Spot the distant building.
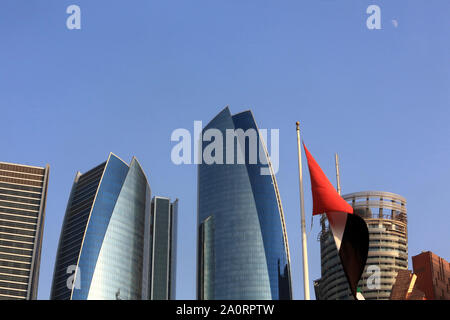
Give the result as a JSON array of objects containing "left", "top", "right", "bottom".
[
  {"left": 412, "top": 251, "right": 450, "bottom": 300},
  {"left": 51, "top": 154, "right": 178, "bottom": 300},
  {"left": 149, "top": 196, "right": 178, "bottom": 300},
  {"left": 389, "top": 269, "right": 426, "bottom": 300},
  {"left": 315, "top": 191, "right": 408, "bottom": 300},
  {"left": 0, "top": 162, "right": 49, "bottom": 300}
]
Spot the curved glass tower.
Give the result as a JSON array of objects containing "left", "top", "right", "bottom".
[
  {"left": 51, "top": 154, "right": 151, "bottom": 300},
  {"left": 197, "top": 107, "right": 292, "bottom": 300}
]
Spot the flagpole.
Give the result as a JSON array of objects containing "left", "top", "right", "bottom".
[{"left": 296, "top": 121, "right": 310, "bottom": 300}]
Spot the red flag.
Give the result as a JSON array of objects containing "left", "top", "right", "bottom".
[
  {"left": 303, "top": 143, "right": 353, "bottom": 215},
  {"left": 303, "top": 143, "right": 368, "bottom": 300}
]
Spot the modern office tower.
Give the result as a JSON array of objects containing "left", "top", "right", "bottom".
[
  {"left": 149, "top": 196, "right": 178, "bottom": 300},
  {"left": 412, "top": 251, "right": 450, "bottom": 300},
  {"left": 0, "top": 162, "right": 49, "bottom": 300},
  {"left": 51, "top": 154, "right": 152, "bottom": 300},
  {"left": 197, "top": 107, "right": 292, "bottom": 300},
  {"left": 315, "top": 191, "right": 408, "bottom": 300}
]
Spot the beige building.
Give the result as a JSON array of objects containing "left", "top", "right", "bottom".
[
  {"left": 0, "top": 162, "right": 49, "bottom": 299},
  {"left": 314, "top": 191, "right": 408, "bottom": 300}
]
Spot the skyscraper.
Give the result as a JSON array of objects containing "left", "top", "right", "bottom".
[
  {"left": 315, "top": 191, "right": 408, "bottom": 300},
  {"left": 197, "top": 107, "right": 292, "bottom": 300},
  {"left": 149, "top": 196, "right": 178, "bottom": 300},
  {"left": 51, "top": 154, "right": 152, "bottom": 300},
  {"left": 0, "top": 162, "right": 49, "bottom": 300},
  {"left": 51, "top": 154, "right": 178, "bottom": 300}
]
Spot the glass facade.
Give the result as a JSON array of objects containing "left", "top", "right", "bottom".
[
  {"left": 150, "top": 197, "right": 178, "bottom": 300},
  {"left": 83, "top": 158, "right": 150, "bottom": 299},
  {"left": 51, "top": 154, "right": 152, "bottom": 300},
  {"left": 51, "top": 162, "right": 106, "bottom": 300},
  {"left": 197, "top": 107, "right": 292, "bottom": 300},
  {"left": 51, "top": 154, "right": 178, "bottom": 300},
  {"left": 169, "top": 199, "right": 178, "bottom": 299}
]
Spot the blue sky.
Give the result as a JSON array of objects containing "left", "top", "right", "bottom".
[{"left": 0, "top": 1, "right": 449, "bottom": 300}]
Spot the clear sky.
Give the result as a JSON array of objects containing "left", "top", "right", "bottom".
[{"left": 0, "top": 1, "right": 449, "bottom": 300}]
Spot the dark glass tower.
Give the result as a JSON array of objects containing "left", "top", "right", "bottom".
[
  {"left": 149, "top": 196, "right": 178, "bottom": 300},
  {"left": 51, "top": 154, "right": 152, "bottom": 300},
  {"left": 0, "top": 162, "right": 49, "bottom": 300},
  {"left": 197, "top": 107, "right": 292, "bottom": 300}
]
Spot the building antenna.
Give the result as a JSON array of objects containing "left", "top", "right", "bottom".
[
  {"left": 335, "top": 153, "right": 366, "bottom": 300},
  {"left": 335, "top": 153, "right": 341, "bottom": 195},
  {"left": 296, "top": 121, "right": 310, "bottom": 300}
]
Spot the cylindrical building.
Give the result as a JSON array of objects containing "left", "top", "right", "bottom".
[{"left": 314, "top": 191, "right": 408, "bottom": 300}]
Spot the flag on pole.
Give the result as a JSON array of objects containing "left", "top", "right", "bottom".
[{"left": 303, "top": 143, "right": 369, "bottom": 300}]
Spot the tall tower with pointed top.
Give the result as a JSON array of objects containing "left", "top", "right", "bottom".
[
  {"left": 197, "top": 107, "right": 292, "bottom": 300},
  {"left": 50, "top": 154, "right": 177, "bottom": 300}
]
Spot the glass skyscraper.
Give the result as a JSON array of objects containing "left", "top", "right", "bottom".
[
  {"left": 149, "top": 196, "right": 177, "bottom": 300},
  {"left": 197, "top": 107, "right": 292, "bottom": 300},
  {"left": 51, "top": 154, "right": 177, "bottom": 300},
  {"left": 0, "top": 162, "right": 49, "bottom": 300}
]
